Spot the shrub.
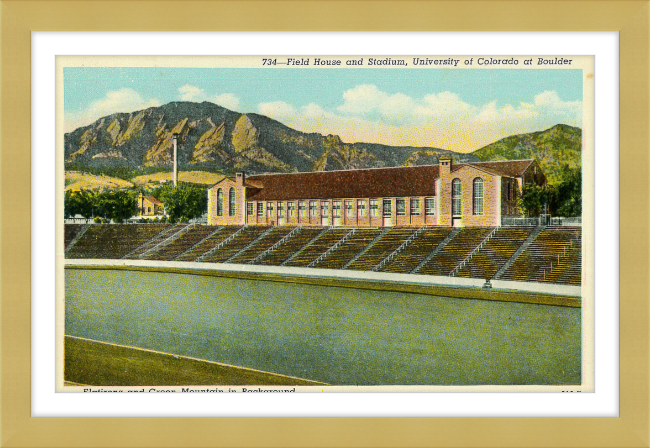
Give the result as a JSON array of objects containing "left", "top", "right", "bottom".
[
  {"left": 153, "top": 217, "right": 160, "bottom": 223},
  {"left": 160, "top": 216, "right": 167, "bottom": 223},
  {"left": 102, "top": 218, "right": 109, "bottom": 224},
  {"left": 94, "top": 216, "right": 101, "bottom": 224}
]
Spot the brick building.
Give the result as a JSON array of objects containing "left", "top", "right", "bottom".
[
  {"left": 137, "top": 193, "right": 164, "bottom": 216},
  {"left": 207, "top": 158, "right": 545, "bottom": 228}
]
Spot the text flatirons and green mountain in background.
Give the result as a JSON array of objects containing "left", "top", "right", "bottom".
[{"left": 64, "top": 101, "right": 581, "bottom": 184}]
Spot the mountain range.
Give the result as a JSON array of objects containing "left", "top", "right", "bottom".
[{"left": 64, "top": 101, "right": 581, "bottom": 184}]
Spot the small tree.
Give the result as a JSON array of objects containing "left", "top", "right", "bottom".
[
  {"left": 95, "top": 190, "right": 138, "bottom": 223},
  {"left": 555, "top": 165, "right": 581, "bottom": 217},
  {"left": 518, "top": 183, "right": 556, "bottom": 217},
  {"left": 158, "top": 183, "right": 207, "bottom": 221},
  {"left": 64, "top": 190, "right": 94, "bottom": 219}
]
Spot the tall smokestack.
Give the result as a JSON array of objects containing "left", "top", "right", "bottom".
[{"left": 172, "top": 133, "right": 179, "bottom": 187}]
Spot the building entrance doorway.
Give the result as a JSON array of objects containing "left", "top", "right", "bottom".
[
  {"left": 382, "top": 199, "right": 393, "bottom": 227},
  {"left": 452, "top": 217, "right": 462, "bottom": 227},
  {"left": 321, "top": 202, "right": 331, "bottom": 226},
  {"left": 333, "top": 201, "right": 342, "bottom": 226}
]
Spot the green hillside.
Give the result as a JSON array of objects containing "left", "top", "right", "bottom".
[{"left": 472, "top": 124, "right": 582, "bottom": 185}]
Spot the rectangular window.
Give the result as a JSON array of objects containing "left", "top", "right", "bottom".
[
  {"left": 299, "top": 201, "right": 307, "bottom": 218},
  {"left": 357, "top": 200, "right": 367, "bottom": 217},
  {"left": 321, "top": 201, "right": 330, "bottom": 216},
  {"left": 333, "top": 201, "right": 341, "bottom": 218},
  {"left": 257, "top": 202, "right": 264, "bottom": 217},
  {"left": 383, "top": 199, "right": 392, "bottom": 217},
  {"left": 370, "top": 199, "right": 379, "bottom": 217},
  {"left": 345, "top": 200, "right": 353, "bottom": 218},
  {"left": 247, "top": 202, "right": 254, "bottom": 216},
  {"left": 410, "top": 198, "right": 421, "bottom": 215},
  {"left": 396, "top": 199, "right": 406, "bottom": 216},
  {"left": 288, "top": 202, "right": 295, "bottom": 217},
  {"left": 266, "top": 202, "right": 274, "bottom": 218},
  {"left": 309, "top": 201, "right": 317, "bottom": 216},
  {"left": 425, "top": 197, "right": 435, "bottom": 215},
  {"left": 277, "top": 202, "right": 285, "bottom": 218}
]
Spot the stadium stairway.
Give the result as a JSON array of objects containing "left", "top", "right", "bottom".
[
  {"left": 311, "top": 229, "right": 382, "bottom": 269},
  {"left": 175, "top": 226, "right": 242, "bottom": 262},
  {"left": 379, "top": 227, "right": 455, "bottom": 274},
  {"left": 454, "top": 226, "right": 536, "bottom": 279},
  {"left": 258, "top": 227, "right": 328, "bottom": 266},
  {"left": 498, "top": 226, "right": 582, "bottom": 285},
  {"left": 414, "top": 227, "right": 494, "bottom": 276}
]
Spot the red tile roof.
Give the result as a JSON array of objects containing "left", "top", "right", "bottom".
[
  {"left": 241, "top": 159, "right": 534, "bottom": 202},
  {"left": 144, "top": 196, "right": 163, "bottom": 205}
]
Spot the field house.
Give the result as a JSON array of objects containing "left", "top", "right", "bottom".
[{"left": 65, "top": 158, "right": 580, "bottom": 285}]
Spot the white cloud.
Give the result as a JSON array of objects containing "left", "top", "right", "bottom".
[
  {"left": 257, "top": 86, "right": 583, "bottom": 151},
  {"left": 258, "top": 101, "right": 297, "bottom": 118},
  {"left": 64, "top": 88, "right": 160, "bottom": 133},
  {"left": 213, "top": 93, "right": 240, "bottom": 110},
  {"left": 178, "top": 84, "right": 241, "bottom": 111},
  {"left": 179, "top": 84, "right": 204, "bottom": 101}
]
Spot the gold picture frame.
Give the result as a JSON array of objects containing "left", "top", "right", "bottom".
[{"left": 2, "top": 1, "right": 646, "bottom": 446}]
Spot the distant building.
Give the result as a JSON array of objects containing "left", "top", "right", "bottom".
[
  {"left": 207, "top": 158, "right": 546, "bottom": 228},
  {"left": 137, "top": 193, "right": 164, "bottom": 216}
]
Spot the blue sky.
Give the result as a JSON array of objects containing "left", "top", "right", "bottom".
[{"left": 64, "top": 67, "right": 583, "bottom": 151}]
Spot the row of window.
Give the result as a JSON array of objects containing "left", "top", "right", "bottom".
[
  {"left": 452, "top": 178, "right": 484, "bottom": 216},
  {"left": 220, "top": 178, "right": 488, "bottom": 218},
  {"left": 215, "top": 188, "right": 236, "bottom": 217},
  {"left": 245, "top": 198, "right": 438, "bottom": 218}
]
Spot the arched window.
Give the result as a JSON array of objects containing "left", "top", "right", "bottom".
[
  {"left": 228, "top": 188, "right": 236, "bottom": 216},
  {"left": 216, "top": 188, "right": 223, "bottom": 216},
  {"left": 473, "top": 178, "right": 484, "bottom": 215},
  {"left": 452, "top": 179, "right": 462, "bottom": 216}
]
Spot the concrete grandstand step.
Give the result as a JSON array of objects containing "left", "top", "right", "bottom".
[
  {"left": 139, "top": 224, "right": 194, "bottom": 259},
  {"left": 410, "top": 227, "right": 461, "bottom": 274},
  {"left": 64, "top": 223, "right": 90, "bottom": 254},
  {"left": 280, "top": 228, "right": 331, "bottom": 266},
  {"left": 251, "top": 226, "right": 303, "bottom": 264},
  {"left": 372, "top": 226, "right": 426, "bottom": 272},
  {"left": 222, "top": 226, "right": 276, "bottom": 263},
  {"left": 342, "top": 227, "right": 389, "bottom": 270},
  {"left": 449, "top": 227, "right": 497, "bottom": 276},
  {"left": 196, "top": 226, "right": 247, "bottom": 262},
  {"left": 173, "top": 226, "right": 224, "bottom": 260},
  {"left": 307, "top": 229, "right": 356, "bottom": 268},
  {"left": 122, "top": 224, "right": 177, "bottom": 259},
  {"left": 493, "top": 225, "right": 546, "bottom": 280}
]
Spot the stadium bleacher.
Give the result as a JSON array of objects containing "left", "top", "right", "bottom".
[
  {"left": 345, "top": 227, "right": 417, "bottom": 271},
  {"left": 64, "top": 224, "right": 86, "bottom": 250},
  {"left": 283, "top": 228, "right": 351, "bottom": 267},
  {"left": 174, "top": 226, "right": 242, "bottom": 261},
  {"left": 63, "top": 223, "right": 583, "bottom": 285},
  {"left": 456, "top": 226, "right": 535, "bottom": 279},
  {"left": 499, "top": 226, "right": 581, "bottom": 285},
  {"left": 143, "top": 225, "right": 220, "bottom": 261},
  {"left": 228, "top": 227, "right": 296, "bottom": 264},
  {"left": 258, "top": 227, "right": 327, "bottom": 266},
  {"left": 416, "top": 227, "right": 494, "bottom": 276},
  {"left": 66, "top": 224, "right": 172, "bottom": 259},
  {"left": 379, "top": 227, "right": 454, "bottom": 274},
  {"left": 202, "top": 226, "right": 271, "bottom": 263},
  {"left": 312, "top": 229, "right": 382, "bottom": 269}
]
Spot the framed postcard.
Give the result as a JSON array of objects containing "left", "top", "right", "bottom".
[
  {"left": 2, "top": 1, "right": 646, "bottom": 447},
  {"left": 57, "top": 54, "right": 592, "bottom": 393}
]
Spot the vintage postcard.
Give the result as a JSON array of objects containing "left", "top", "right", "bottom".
[{"left": 57, "top": 55, "right": 593, "bottom": 392}]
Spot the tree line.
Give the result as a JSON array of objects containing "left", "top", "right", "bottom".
[
  {"left": 518, "top": 165, "right": 581, "bottom": 217},
  {"left": 64, "top": 184, "right": 207, "bottom": 223}
]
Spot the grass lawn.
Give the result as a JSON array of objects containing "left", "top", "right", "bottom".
[{"left": 64, "top": 336, "right": 324, "bottom": 387}]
